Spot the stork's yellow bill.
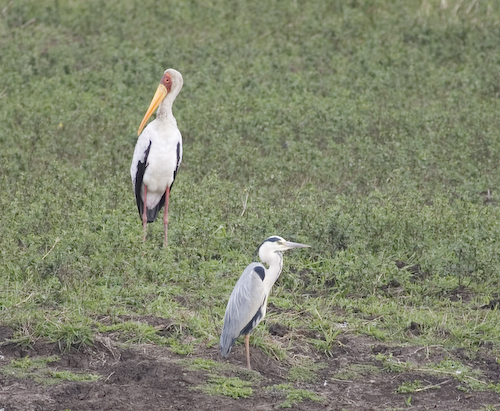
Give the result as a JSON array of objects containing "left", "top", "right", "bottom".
[{"left": 137, "top": 72, "right": 173, "bottom": 135}]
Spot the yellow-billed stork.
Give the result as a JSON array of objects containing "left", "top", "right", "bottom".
[{"left": 130, "top": 68, "right": 183, "bottom": 246}]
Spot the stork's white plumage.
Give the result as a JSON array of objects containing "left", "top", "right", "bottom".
[{"left": 130, "top": 68, "right": 183, "bottom": 245}]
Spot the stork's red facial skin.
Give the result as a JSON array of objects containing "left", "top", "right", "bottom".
[{"left": 161, "top": 73, "right": 172, "bottom": 92}]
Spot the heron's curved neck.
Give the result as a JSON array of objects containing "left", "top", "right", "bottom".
[{"left": 262, "top": 251, "right": 283, "bottom": 289}]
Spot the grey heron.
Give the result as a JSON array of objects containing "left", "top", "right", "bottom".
[
  {"left": 130, "top": 69, "right": 183, "bottom": 246},
  {"left": 220, "top": 236, "right": 310, "bottom": 369}
]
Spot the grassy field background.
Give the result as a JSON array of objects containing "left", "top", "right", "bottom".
[{"left": 1, "top": 0, "right": 500, "bottom": 369}]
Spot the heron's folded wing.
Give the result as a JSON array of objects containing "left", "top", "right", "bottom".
[{"left": 220, "top": 263, "right": 267, "bottom": 356}]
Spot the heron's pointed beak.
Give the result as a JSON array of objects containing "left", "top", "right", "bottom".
[
  {"left": 283, "top": 241, "right": 310, "bottom": 250},
  {"left": 137, "top": 83, "right": 168, "bottom": 135}
]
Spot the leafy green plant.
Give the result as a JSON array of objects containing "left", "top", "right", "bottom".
[
  {"left": 180, "top": 358, "right": 220, "bottom": 371},
  {"left": 396, "top": 380, "right": 424, "bottom": 394},
  {"left": 195, "top": 375, "right": 253, "bottom": 399},
  {"left": 98, "top": 321, "right": 168, "bottom": 345},
  {"left": 265, "top": 384, "right": 324, "bottom": 408},
  {"left": 7, "top": 355, "right": 59, "bottom": 371},
  {"left": 287, "top": 358, "right": 326, "bottom": 382},
  {"left": 48, "top": 370, "right": 100, "bottom": 382},
  {"left": 166, "top": 337, "right": 194, "bottom": 355},
  {"left": 376, "top": 354, "right": 500, "bottom": 394},
  {"left": 375, "top": 353, "right": 414, "bottom": 373},
  {"left": 0, "top": 355, "right": 100, "bottom": 384}
]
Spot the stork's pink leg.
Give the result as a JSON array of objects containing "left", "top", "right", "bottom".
[
  {"left": 142, "top": 186, "right": 148, "bottom": 242},
  {"left": 163, "top": 186, "right": 170, "bottom": 246},
  {"left": 245, "top": 334, "right": 251, "bottom": 370}
]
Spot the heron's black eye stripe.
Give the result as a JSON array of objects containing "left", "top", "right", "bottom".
[
  {"left": 256, "top": 236, "right": 282, "bottom": 255},
  {"left": 254, "top": 266, "right": 265, "bottom": 281}
]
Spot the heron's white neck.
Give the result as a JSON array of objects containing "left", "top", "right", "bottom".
[{"left": 260, "top": 251, "right": 283, "bottom": 290}]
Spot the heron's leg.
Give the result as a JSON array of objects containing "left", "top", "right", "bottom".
[
  {"left": 245, "top": 334, "right": 251, "bottom": 370},
  {"left": 142, "top": 186, "right": 148, "bottom": 242},
  {"left": 163, "top": 186, "right": 170, "bottom": 246}
]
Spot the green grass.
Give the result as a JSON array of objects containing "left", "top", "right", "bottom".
[
  {"left": 48, "top": 369, "right": 101, "bottom": 382},
  {"left": 1, "top": 0, "right": 500, "bottom": 381},
  {"left": 195, "top": 375, "right": 253, "bottom": 399},
  {"left": 179, "top": 357, "right": 262, "bottom": 385},
  {"left": 287, "top": 357, "right": 327, "bottom": 382},
  {"left": 0, "top": 355, "right": 100, "bottom": 384},
  {"left": 396, "top": 380, "right": 426, "bottom": 394},
  {"left": 265, "top": 383, "right": 324, "bottom": 408},
  {"left": 97, "top": 321, "right": 168, "bottom": 345},
  {"left": 376, "top": 353, "right": 500, "bottom": 394},
  {"left": 182, "top": 357, "right": 261, "bottom": 399},
  {"left": 333, "top": 363, "right": 381, "bottom": 381}
]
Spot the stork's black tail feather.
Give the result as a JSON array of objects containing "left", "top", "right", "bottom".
[
  {"left": 134, "top": 142, "right": 157, "bottom": 221},
  {"left": 134, "top": 140, "right": 175, "bottom": 223},
  {"left": 145, "top": 193, "right": 165, "bottom": 222}
]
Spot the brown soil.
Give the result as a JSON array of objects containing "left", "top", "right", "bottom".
[{"left": 1, "top": 323, "right": 500, "bottom": 411}]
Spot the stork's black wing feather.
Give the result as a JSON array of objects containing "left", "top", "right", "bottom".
[
  {"left": 134, "top": 141, "right": 151, "bottom": 221},
  {"left": 170, "top": 141, "right": 181, "bottom": 191}
]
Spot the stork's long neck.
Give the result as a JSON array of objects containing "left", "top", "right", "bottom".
[{"left": 156, "top": 94, "right": 176, "bottom": 123}]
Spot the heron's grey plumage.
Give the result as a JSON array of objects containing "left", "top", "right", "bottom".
[
  {"left": 220, "top": 262, "right": 268, "bottom": 357},
  {"left": 219, "top": 236, "right": 310, "bottom": 367}
]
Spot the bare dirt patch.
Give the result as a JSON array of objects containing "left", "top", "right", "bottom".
[{"left": 1, "top": 325, "right": 500, "bottom": 410}]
